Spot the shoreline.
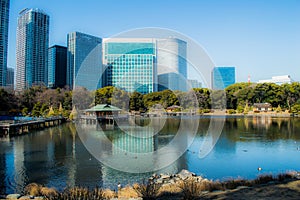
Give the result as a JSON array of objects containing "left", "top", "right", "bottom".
[{"left": 2, "top": 170, "right": 300, "bottom": 199}]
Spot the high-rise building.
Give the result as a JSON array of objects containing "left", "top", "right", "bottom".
[
  {"left": 212, "top": 67, "right": 235, "bottom": 90},
  {"left": 16, "top": 8, "right": 49, "bottom": 91},
  {"left": 157, "top": 38, "right": 187, "bottom": 91},
  {"left": 48, "top": 45, "right": 67, "bottom": 88},
  {"left": 103, "top": 38, "right": 157, "bottom": 94},
  {"left": 187, "top": 79, "right": 202, "bottom": 89},
  {"left": 0, "top": 0, "right": 10, "bottom": 86},
  {"left": 67, "top": 32, "right": 102, "bottom": 90},
  {"left": 6, "top": 67, "right": 13, "bottom": 88}
]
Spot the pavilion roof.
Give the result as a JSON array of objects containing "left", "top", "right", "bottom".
[{"left": 85, "top": 104, "right": 122, "bottom": 112}]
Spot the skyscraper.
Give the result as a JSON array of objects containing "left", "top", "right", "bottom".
[
  {"left": 6, "top": 67, "right": 13, "bottom": 88},
  {"left": 67, "top": 32, "right": 102, "bottom": 90},
  {"left": 103, "top": 38, "right": 157, "bottom": 94},
  {"left": 16, "top": 8, "right": 49, "bottom": 91},
  {"left": 0, "top": 0, "right": 10, "bottom": 86},
  {"left": 48, "top": 45, "right": 67, "bottom": 88},
  {"left": 212, "top": 67, "right": 235, "bottom": 90},
  {"left": 156, "top": 38, "right": 187, "bottom": 91}
]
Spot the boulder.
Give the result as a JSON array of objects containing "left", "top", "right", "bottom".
[
  {"left": 6, "top": 194, "right": 21, "bottom": 199},
  {"left": 177, "top": 169, "right": 195, "bottom": 180}
]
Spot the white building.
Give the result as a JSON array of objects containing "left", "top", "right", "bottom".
[{"left": 258, "top": 75, "right": 294, "bottom": 85}]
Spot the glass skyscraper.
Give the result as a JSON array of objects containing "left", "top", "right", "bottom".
[
  {"left": 67, "top": 32, "right": 102, "bottom": 90},
  {"left": 6, "top": 67, "right": 13, "bottom": 88},
  {"left": 157, "top": 38, "right": 187, "bottom": 91},
  {"left": 103, "top": 38, "right": 157, "bottom": 94},
  {"left": 212, "top": 67, "right": 236, "bottom": 90},
  {"left": 16, "top": 8, "right": 49, "bottom": 91},
  {"left": 0, "top": 0, "right": 9, "bottom": 86},
  {"left": 48, "top": 45, "right": 67, "bottom": 88}
]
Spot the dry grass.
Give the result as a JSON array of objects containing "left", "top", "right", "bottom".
[
  {"left": 178, "top": 178, "right": 203, "bottom": 200},
  {"left": 24, "top": 183, "right": 42, "bottom": 196},
  {"left": 21, "top": 173, "right": 298, "bottom": 199},
  {"left": 40, "top": 187, "right": 58, "bottom": 198},
  {"left": 118, "top": 185, "right": 139, "bottom": 198},
  {"left": 133, "top": 181, "right": 161, "bottom": 200}
]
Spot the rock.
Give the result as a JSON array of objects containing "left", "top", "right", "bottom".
[
  {"left": 160, "top": 174, "right": 171, "bottom": 180},
  {"left": 177, "top": 169, "right": 195, "bottom": 180},
  {"left": 6, "top": 194, "right": 21, "bottom": 199},
  {"left": 196, "top": 176, "right": 203, "bottom": 182},
  {"left": 19, "top": 196, "right": 34, "bottom": 200}
]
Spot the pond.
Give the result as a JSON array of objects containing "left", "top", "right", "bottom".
[{"left": 1, "top": 116, "right": 300, "bottom": 194}]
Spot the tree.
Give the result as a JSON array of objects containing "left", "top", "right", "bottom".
[
  {"left": 72, "top": 87, "right": 93, "bottom": 110},
  {"left": 129, "top": 92, "right": 144, "bottom": 111},
  {"left": 193, "top": 88, "right": 211, "bottom": 109},
  {"left": 95, "top": 86, "right": 115, "bottom": 105}
]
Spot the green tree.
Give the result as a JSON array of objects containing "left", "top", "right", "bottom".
[
  {"left": 193, "top": 88, "right": 211, "bottom": 109},
  {"left": 129, "top": 92, "right": 144, "bottom": 111}
]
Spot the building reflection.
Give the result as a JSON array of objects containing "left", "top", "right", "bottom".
[{"left": 100, "top": 117, "right": 189, "bottom": 188}]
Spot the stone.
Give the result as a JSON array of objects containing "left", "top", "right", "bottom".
[
  {"left": 177, "top": 169, "right": 195, "bottom": 180},
  {"left": 6, "top": 194, "right": 21, "bottom": 199}
]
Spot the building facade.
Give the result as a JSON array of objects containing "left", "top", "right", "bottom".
[
  {"left": 156, "top": 38, "right": 187, "bottom": 91},
  {"left": 103, "top": 38, "right": 157, "bottom": 94},
  {"left": 67, "top": 32, "right": 102, "bottom": 90},
  {"left": 16, "top": 8, "right": 49, "bottom": 91},
  {"left": 0, "top": 0, "right": 10, "bottom": 86},
  {"left": 187, "top": 79, "right": 202, "bottom": 89},
  {"left": 6, "top": 67, "right": 13, "bottom": 88},
  {"left": 212, "top": 67, "right": 235, "bottom": 90},
  {"left": 258, "top": 75, "right": 294, "bottom": 85},
  {"left": 48, "top": 45, "right": 67, "bottom": 88}
]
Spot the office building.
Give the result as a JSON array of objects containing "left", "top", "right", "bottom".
[
  {"left": 103, "top": 38, "right": 157, "bottom": 94},
  {"left": 212, "top": 67, "right": 235, "bottom": 90},
  {"left": 48, "top": 45, "right": 67, "bottom": 88},
  {"left": 188, "top": 79, "right": 202, "bottom": 89},
  {"left": 258, "top": 75, "right": 294, "bottom": 85},
  {"left": 67, "top": 32, "right": 102, "bottom": 90},
  {"left": 157, "top": 38, "right": 187, "bottom": 91},
  {"left": 16, "top": 8, "right": 49, "bottom": 91},
  {"left": 6, "top": 67, "right": 13, "bottom": 88},
  {"left": 0, "top": 0, "right": 10, "bottom": 86}
]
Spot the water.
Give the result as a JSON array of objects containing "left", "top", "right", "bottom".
[{"left": 1, "top": 116, "right": 300, "bottom": 194}]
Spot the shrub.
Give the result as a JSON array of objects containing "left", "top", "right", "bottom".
[
  {"left": 133, "top": 181, "right": 161, "bottom": 200},
  {"left": 227, "top": 109, "right": 236, "bottom": 114},
  {"left": 178, "top": 178, "right": 203, "bottom": 200}
]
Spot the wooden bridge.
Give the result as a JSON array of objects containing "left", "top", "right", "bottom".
[{"left": 0, "top": 117, "right": 66, "bottom": 137}]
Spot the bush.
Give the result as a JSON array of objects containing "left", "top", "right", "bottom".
[
  {"left": 227, "top": 109, "right": 236, "bottom": 114},
  {"left": 133, "top": 181, "right": 161, "bottom": 200}
]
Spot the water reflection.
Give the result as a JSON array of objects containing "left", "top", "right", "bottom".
[{"left": 0, "top": 117, "right": 300, "bottom": 194}]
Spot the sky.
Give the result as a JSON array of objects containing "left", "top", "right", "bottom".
[{"left": 7, "top": 0, "right": 300, "bottom": 83}]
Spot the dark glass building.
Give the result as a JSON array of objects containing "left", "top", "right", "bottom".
[
  {"left": 67, "top": 32, "right": 102, "bottom": 90},
  {"left": 212, "top": 67, "right": 235, "bottom": 90},
  {"left": 48, "top": 45, "right": 67, "bottom": 88},
  {"left": 0, "top": 0, "right": 10, "bottom": 86},
  {"left": 6, "top": 67, "right": 13, "bottom": 88}
]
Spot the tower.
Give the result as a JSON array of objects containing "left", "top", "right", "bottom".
[
  {"left": 0, "top": 0, "right": 10, "bottom": 86},
  {"left": 16, "top": 8, "right": 49, "bottom": 91},
  {"left": 48, "top": 45, "right": 67, "bottom": 88},
  {"left": 67, "top": 32, "right": 102, "bottom": 90}
]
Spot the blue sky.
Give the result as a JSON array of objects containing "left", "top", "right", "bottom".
[{"left": 8, "top": 0, "right": 300, "bottom": 82}]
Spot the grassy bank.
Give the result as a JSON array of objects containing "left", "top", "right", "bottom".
[{"left": 3, "top": 171, "right": 300, "bottom": 200}]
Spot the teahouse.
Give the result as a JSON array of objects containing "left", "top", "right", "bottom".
[{"left": 253, "top": 103, "right": 272, "bottom": 112}]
